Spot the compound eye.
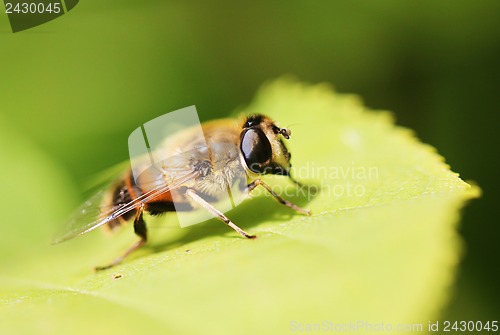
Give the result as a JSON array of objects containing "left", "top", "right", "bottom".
[{"left": 240, "top": 129, "right": 272, "bottom": 173}]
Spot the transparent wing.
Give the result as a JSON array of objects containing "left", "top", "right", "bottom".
[
  {"left": 54, "top": 106, "right": 212, "bottom": 243},
  {"left": 52, "top": 189, "right": 114, "bottom": 244},
  {"left": 52, "top": 169, "right": 199, "bottom": 244}
]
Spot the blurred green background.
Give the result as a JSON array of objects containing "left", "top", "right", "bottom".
[{"left": 0, "top": 0, "right": 498, "bottom": 321}]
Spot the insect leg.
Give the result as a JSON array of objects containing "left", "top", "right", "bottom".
[
  {"left": 95, "top": 207, "right": 148, "bottom": 271},
  {"left": 185, "top": 188, "right": 256, "bottom": 239},
  {"left": 246, "top": 179, "right": 311, "bottom": 215}
]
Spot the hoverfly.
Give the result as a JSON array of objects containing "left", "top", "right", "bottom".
[{"left": 54, "top": 113, "right": 310, "bottom": 270}]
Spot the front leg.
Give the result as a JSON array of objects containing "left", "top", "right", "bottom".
[
  {"left": 246, "top": 179, "right": 311, "bottom": 215},
  {"left": 185, "top": 188, "right": 256, "bottom": 239}
]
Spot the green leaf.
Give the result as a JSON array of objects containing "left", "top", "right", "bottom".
[{"left": 0, "top": 79, "right": 479, "bottom": 335}]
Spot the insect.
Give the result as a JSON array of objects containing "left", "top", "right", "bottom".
[{"left": 54, "top": 114, "right": 310, "bottom": 270}]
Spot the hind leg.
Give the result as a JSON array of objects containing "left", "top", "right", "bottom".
[{"left": 95, "top": 207, "right": 147, "bottom": 271}]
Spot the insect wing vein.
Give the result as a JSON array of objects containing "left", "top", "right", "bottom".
[{"left": 52, "top": 170, "right": 199, "bottom": 244}]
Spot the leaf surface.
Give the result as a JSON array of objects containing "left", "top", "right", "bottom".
[{"left": 0, "top": 79, "right": 479, "bottom": 335}]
